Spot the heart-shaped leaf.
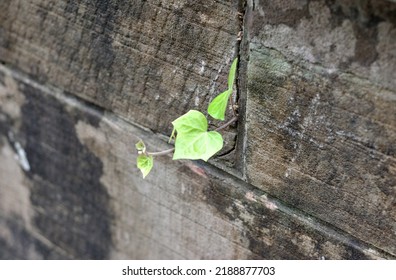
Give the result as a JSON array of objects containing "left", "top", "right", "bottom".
[
  {"left": 137, "top": 154, "right": 153, "bottom": 178},
  {"left": 135, "top": 140, "right": 146, "bottom": 152},
  {"left": 172, "top": 110, "right": 223, "bottom": 161}
]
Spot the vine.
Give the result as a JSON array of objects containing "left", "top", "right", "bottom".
[{"left": 136, "top": 58, "right": 238, "bottom": 178}]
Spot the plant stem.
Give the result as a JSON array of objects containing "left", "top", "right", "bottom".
[
  {"left": 214, "top": 115, "right": 238, "bottom": 131},
  {"left": 147, "top": 148, "right": 175, "bottom": 156}
]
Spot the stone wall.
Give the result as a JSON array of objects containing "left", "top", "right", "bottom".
[{"left": 0, "top": 0, "right": 395, "bottom": 259}]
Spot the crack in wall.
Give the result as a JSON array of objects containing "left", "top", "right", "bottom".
[{"left": 235, "top": 0, "right": 249, "bottom": 180}]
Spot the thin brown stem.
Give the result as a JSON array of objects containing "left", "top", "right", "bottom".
[
  {"left": 147, "top": 148, "right": 175, "bottom": 156},
  {"left": 214, "top": 115, "right": 238, "bottom": 131}
]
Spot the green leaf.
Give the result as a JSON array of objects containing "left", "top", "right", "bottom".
[
  {"left": 172, "top": 110, "right": 207, "bottom": 133},
  {"left": 207, "top": 89, "right": 232, "bottom": 121},
  {"left": 135, "top": 140, "right": 146, "bottom": 152},
  {"left": 207, "top": 58, "right": 238, "bottom": 121},
  {"left": 172, "top": 110, "right": 223, "bottom": 161},
  {"left": 137, "top": 154, "right": 153, "bottom": 178},
  {"left": 228, "top": 57, "right": 238, "bottom": 89},
  {"left": 173, "top": 130, "right": 223, "bottom": 161}
]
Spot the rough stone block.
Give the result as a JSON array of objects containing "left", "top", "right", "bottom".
[
  {"left": 0, "top": 0, "right": 240, "bottom": 135},
  {"left": 244, "top": 0, "right": 396, "bottom": 255}
]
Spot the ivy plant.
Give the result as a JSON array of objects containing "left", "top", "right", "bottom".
[
  {"left": 172, "top": 110, "right": 223, "bottom": 161},
  {"left": 207, "top": 58, "right": 238, "bottom": 120},
  {"left": 136, "top": 58, "right": 238, "bottom": 178}
]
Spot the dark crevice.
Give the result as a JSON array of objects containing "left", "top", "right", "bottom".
[
  {"left": 234, "top": 0, "right": 249, "bottom": 179},
  {"left": 235, "top": 0, "right": 247, "bottom": 99}
]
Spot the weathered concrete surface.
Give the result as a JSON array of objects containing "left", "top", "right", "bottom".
[
  {"left": 0, "top": 0, "right": 239, "bottom": 136},
  {"left": 243, "top": 0, "right": 396, "bottom": 255},
  {"left": 0, "top": 65, "right": 391, "bottom": 259},
  {"left": 1, "top": 0, "right": 395, "bottom": 259}
]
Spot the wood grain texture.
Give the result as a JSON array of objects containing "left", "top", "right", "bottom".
[
  {"left": 243, "top": 0, "right": 396, "bottom": 255},
  {"left": 0, "top": 65, "right": 391, "bottom": 259},
  {"left": 0, "top": 0, "right": 239, "bottom": 136}
]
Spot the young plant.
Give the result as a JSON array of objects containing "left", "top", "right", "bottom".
[{"left": 136, "top": 58, "right": 238, "bottom": 178}]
